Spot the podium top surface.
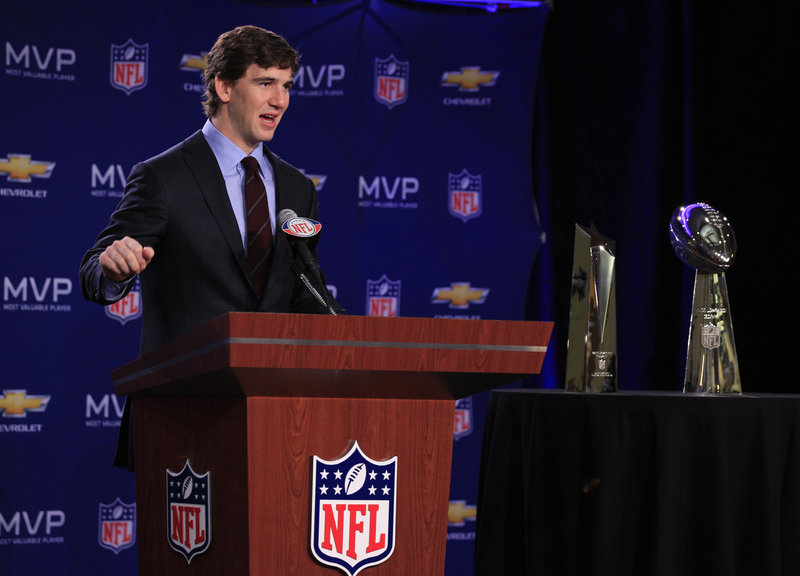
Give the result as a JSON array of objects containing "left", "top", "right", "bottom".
[{"left": 112, "top": 312, "right": 553, "bottom": 400}]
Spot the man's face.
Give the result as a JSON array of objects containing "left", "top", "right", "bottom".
[{"left": 215, "top": 63, "right": 293, "bottom": 153}]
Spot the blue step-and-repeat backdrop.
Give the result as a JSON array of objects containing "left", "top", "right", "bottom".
[{"left": 1, "top": 1, "right": 549, "bottom": 573}]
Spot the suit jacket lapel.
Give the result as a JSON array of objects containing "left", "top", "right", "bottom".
[
  {"left": 263, "top": 144, "right": 284, "bottom": 216},
  {"left": 182, "top": 131, "right": 252, "bottom": 283},
  {"left": 263, "top": 145, "right": 293, "bottom": 258}
]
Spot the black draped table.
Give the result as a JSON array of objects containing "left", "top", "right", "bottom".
[{"left": 474, "top": 389, "right": 800, "bottom": 576}]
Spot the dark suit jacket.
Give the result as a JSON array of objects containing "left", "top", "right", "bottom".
[
  {"left": 80, "top": 130, "right": 340, "bottom": 469},
  {"left": 81, "top": 130, "right": 334, "bottom": 355}
]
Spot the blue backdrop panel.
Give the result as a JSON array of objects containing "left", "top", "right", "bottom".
[{"left": 1, "top": 1, "right": 548, "bottom": 574}]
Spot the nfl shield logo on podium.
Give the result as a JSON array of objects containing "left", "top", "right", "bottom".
[
  {"left": 310, "top": 442, "right": 397, "bottom": 575},
  {"left": 166, "top": 460, "right": 211, "bottom": 564}
]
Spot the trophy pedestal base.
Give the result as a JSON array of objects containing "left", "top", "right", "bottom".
[{"left": 683, "top": 270, "right": 741, "bottom": 394}]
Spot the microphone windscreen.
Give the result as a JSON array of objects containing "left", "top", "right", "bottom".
[{"left": 278, "top": 208, "right": 298, "bottom": 228}]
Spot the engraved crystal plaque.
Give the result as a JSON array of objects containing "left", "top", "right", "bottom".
[
  {"left": 669, "top": 203, "right": 741, "bottom": 394},
  {"left": 565, "top": 224, "right": 617, "bottom": 392}
]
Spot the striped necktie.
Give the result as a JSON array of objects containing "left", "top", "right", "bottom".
[{"left": 241, "top": 156, "right": 272, "bottom": 294}]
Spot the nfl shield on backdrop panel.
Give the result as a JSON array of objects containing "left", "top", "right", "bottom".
[
  {"left": 454, "top": 397, "right": 473, "bottom": 441},
  {"left": 366, "top": 275, "right": 401, "bottom": 317},
  {"left": 311, "top": 442, "right": 397, "bottom": 576},
  {"left": 374, "top": 55, "right": 409, "bottom": 109},
  {"left": 98, "top": 497, "right": 136, "bottom": 554},
  {"left": 110, "top": 38, "right": 148, "bottom": 95},
  {"left": 105, "top": 278, "right": 142, "bottom": 325},
  {"left": 448, "top": 170, "right": 483, "bottom": 223}
]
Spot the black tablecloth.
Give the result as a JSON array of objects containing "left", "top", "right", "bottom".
[{"left": 474, "top": 389, "right": 800, "bottom": 576}]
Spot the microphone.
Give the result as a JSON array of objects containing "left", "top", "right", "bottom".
[
  {"left": 278, "top": 209, "right": 323, "bottom": 280},
  {"left": 278, "top": 208, "right": 340, "bottom": 314}
]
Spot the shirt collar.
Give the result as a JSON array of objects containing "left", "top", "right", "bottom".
[{"left": 202, "top": 119, "right": 270, "bottom": 176}]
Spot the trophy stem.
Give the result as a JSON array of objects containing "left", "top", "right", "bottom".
[{"left": 683, "top": 271, "right": 742, "bottom": 394}]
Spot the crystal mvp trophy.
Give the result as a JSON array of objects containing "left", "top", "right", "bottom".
[
  {"left": 669, "top": 203, "right": 742, "bottom": 394},
  {"left": 565, "top": 224, "right": 617, "bottom": 392}
]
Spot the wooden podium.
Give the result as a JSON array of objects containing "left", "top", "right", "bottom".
[{"left": 112, "top": 312, "right": 552, "bottom": 575}]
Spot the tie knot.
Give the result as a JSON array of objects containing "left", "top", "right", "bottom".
[{"left": 241, "top": 156, "right": 259, "bottom": 174}]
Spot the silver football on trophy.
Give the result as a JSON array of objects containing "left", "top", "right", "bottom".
[{"left": 669, "top": 203, "right": 736, "bottom": 272}]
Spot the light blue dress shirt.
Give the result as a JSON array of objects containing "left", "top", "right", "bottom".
[{"left": 202, "top": 119, "right": 277, "bottom": 250}]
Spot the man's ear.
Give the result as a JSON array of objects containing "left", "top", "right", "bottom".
[{"left": 215, "top": 76, "right": 232, "bottom": 103}]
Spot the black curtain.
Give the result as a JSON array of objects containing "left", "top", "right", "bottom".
[{"left": 528, "top": 0, "right": 791, "bottom": 392}]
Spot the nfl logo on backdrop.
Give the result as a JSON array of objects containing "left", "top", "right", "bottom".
[
  {"left": 454, "top": 397, "right": 473, "bottom": 440},
  {"left": 366, "top": 275, "right": 401, "bottom": 317},
  {"left": 311, "top": 442, "right": 397, "bottom": 576},
  {"left": 98, "top": 497, "right": 136, "bottom": 554},
  {"left": 374, "top": 55, "right": 409, "bottom": 109},
  {"left": 167, "top": 460, "right": 211, "bottom": 564},
  {"left": 448, "top": 170, "right": 483, "bottom": 222},
  {"left": 105, "top": 278, "right": 142, "bottom": 325},
  {"left": 110, "top": 39, "right": 148, "bottom": 95}
]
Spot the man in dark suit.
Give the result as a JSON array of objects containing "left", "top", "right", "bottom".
[{"left": 80, "top": 25, "right": 343, "bottom": 469}]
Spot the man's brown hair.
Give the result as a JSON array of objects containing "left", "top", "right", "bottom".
[{"left": 202, "top": 25, "right": 300, "bottom": 118}]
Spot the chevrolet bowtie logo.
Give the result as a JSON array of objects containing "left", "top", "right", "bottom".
[
  {"left": 300, "top": 171, "right": 327, "bottom": 192},
  {"left": 448, "top": 501, "right": 477, "bottom": 525},
  {"left": 432, "top": 283, "right": 489, "bottom": 309},
  {"left": 0, "top": 154, "right": 56, "bottom": 183},
  {"left": 0, "top": 390, "right": 51, "bottom": 417},
  {"left": 440, "top": 67, "right": 499, "bottom": 92},
  {"left": 179, "top": 52, "right": 208, "bottom": 72}
]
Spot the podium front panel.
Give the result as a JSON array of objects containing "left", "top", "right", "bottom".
[{"left": 133, "top": 395, "right": 454, "bottom": 575}]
